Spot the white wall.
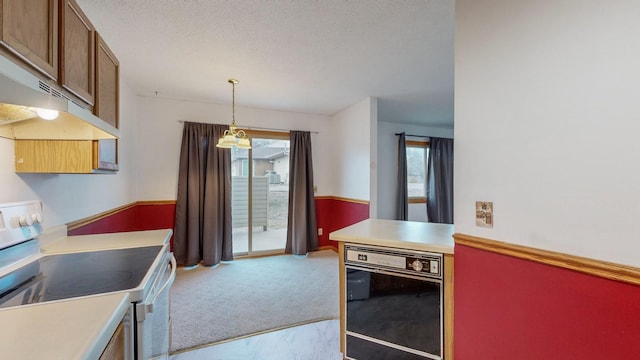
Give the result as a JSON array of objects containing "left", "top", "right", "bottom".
[
  {"left": 369, "top": 98, "right": 378, "bottom": 218},
  {"left": 134, "top": 96, "right": 332, "bottom": 200},
  {"left": 455, "top": 0, "right": 640, "bottom": 266},
  {"left": 376, "top": 121, "right": 453, "bottom": 221},
  {"left": 329, "top": 97, "right": 375, "bottom": 203},
  {"left": 0, "top": 80, "right": 138, "bottom": 227}
]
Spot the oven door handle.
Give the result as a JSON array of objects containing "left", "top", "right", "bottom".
[{"left": 145, "top": 254, "right": 176, "bottom": 315}]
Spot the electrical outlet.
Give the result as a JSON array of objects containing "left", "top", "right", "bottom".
[
  {"left": 313, "top": 186, "right": 318, "bottom": 193},
  {"left": 318, "top": 228, "right": 323, "bottom": 236},
  {"left": 475, "top": 201, "right": 493, "bottom": 228}
]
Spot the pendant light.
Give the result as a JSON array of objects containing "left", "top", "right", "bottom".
[{"left": 216, "top": 79, "right": 251, "bottom": 149}]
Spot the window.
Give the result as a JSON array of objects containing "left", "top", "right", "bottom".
[{"left": 406, "top": 140, "right": 429, "bottom": 202}]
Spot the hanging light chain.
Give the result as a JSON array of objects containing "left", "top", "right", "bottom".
[
  {"left": 229, "top": 79, "right": 238, "bottom": 126},
  {"left": 217, "top": 78, "right": 250, "bottom": 149}
]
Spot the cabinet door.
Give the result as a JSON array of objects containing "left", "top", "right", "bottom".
[
  {"left": 15, "top": 140, "right": 93, "bottom": 173},
  {"left": 99, "top": 321, "right": 125, "bottom": 360},
  {"left": 93, "top": 139, "right": 118, "bottom": 171},
  {"left": 0, "top": 0, "right": 58, "bottom": 79},
  {"left": 59, "top": 0, "right": 95, "bottom": 105},
  {"left": 95, "top": 33, "right": 119, "bottom": 129}
]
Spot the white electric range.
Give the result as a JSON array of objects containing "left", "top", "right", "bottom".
[{"left": 0, "top": 200, "right": 176, "bottom": 360}]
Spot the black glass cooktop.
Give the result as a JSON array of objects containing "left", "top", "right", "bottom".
[{"left": 0, "top": 246, "right": 163, "bottom": 309}]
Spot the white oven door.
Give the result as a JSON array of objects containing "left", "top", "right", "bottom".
[{"left": 136, "top": 254, "right": 176, "bottom": 360}]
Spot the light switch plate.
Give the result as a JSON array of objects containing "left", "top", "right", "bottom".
[{"left": 476, "top": 201, "right": 494, "bottom": 228}]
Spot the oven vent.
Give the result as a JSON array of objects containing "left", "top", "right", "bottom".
[
  {"left": 37, "top": 80, "right": 90, "bottom": 111},
  {"left": 0, "top": 53, "right": 118, "bottom": 139},
  {"left": 37, "top": 81, "right": 63, "bottom": 99}
]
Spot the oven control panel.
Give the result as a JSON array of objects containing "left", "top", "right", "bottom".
[
  {"left": 407, "top": 257, "right": 440, "bottom": 275},
  {"left": 0, "top": 200, "right": 43, "bottom": 250},
  {"left": 345, "top": 244, "right": 443, "bottom": 280}
]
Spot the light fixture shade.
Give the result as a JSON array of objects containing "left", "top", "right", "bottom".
[
  {"left": 36, "top": 108, "right": 59, "bottom": 120},
  {"left": 236, "top": 137, "right": 252, "bottom": 149},
  {"left": 216, "top": 136, "right": 236, "bottom": 148}
]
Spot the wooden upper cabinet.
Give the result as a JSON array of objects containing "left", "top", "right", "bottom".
[
  {"left": 0, "top": 0, "right": 59, "bottom": 79},
  {"left": 59, "top": 0, "right": 95, "bottom": 105},
  {"left": 15, "top": 139, "right": 118, "bottom": 173},
  {"left": 95, "top": 33, "right": 119, "bottom": 129}
]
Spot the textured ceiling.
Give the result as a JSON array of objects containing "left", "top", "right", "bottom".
[{"left": 76, "top": 0, "right": 454, "bottom": 127}]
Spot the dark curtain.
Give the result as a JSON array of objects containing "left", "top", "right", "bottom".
[
  {"left": 427, "top": 137, "right": 454, "bottom": 224},
  {"left": 286, "top": 131, "right": 318, "bottom": 255},
  {"left": 174, "top": 122, "right": 233, "bottom": 266},
  {"left": 396, "top": 132, "right": 408, "bottom": 220}
]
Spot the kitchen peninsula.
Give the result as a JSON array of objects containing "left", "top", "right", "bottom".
[{"left": 330, "top": 219, "right": 454, "bottom": 360}]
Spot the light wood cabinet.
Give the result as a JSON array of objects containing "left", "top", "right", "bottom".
[
  {"left": 444, "top": 254, "right": 454, "bottom": 360},
  {"left": 99, "top": 321, "right": 125, "bottom": 360},
  {"left": 0, "top": 0, "right": 58, "bottom": 79},
  {"left": 95, "top": 32, "right": 119, "bottom": 129},
  {"left": 15, "top": 139, "right": 118, "bottom": 173},
  {"left": 60, "top": 0, "right": 95, "bottom": 105}
]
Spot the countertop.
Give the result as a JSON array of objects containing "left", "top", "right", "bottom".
[
  {"left": 0, "top": 229, "right": 172, "bottom": 359},
  {"left": 0, "top": 292, "right": 130, "bottom": 360},
  {"left": 41, "top": 228, "right": 172, "bottom": 254},
  {"left": 329, "top": 219, "right": 454, "bottom": 254}
]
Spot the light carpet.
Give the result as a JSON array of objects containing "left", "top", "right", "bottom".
[{"left": 169, "top": 250, "right": 339, "bottom": 353}]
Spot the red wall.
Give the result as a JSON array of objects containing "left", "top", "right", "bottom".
[
  {"left": 315, "top": 197, "right": 369, "bottom": 248},
  {"left": 68, "top": 199, "right": 366, "bottom": 250},
  {"left": 136, "top": 203, "right": 177, "bottom": 231},
  {"left": 454, "top": 243, "right": 640, "bottom": 359},
  {"left": 68, "top": 203, "right": 176, "bottom": 236}
]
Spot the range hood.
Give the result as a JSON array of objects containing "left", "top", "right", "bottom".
[{"left": 0, "top": 54, "right": 119, "bottom": 140}]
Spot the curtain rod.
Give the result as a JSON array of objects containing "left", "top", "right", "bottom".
[
  {"left": 395, "top": 133, "right": 429, "bottom": 138},
  {"left": 177, "top": 120, "right": 319, "bottom": 134}
]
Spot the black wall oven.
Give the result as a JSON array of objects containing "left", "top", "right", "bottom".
[{"left": 345, "top": 244, "right": 444, "bottom": 360}]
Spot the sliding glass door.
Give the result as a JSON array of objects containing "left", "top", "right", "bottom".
[{"left": 231, "top": 135, "right": 290, "bottom": 256}]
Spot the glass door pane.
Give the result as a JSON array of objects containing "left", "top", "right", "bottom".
[
  {"left": 231, "top": 137, "right": 289, "bottom": 256},
  {"left": 251, "top": 138, "right": 289, "bottom": 253},
  {"left": 231, "top": 148, "right": 249, "bottom": 255}
]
